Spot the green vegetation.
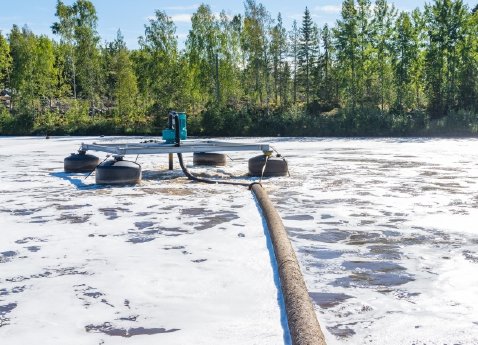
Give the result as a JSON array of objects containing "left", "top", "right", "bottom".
[{"left": 0, "top": 0, "right": 477, "bottom": 136}]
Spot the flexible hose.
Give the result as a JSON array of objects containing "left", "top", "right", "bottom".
[
  {"left": 176, "top": 152, "right": 326, "bottom": 344},
  {"left": 176, "top": 153, "right": 252, "bottom": 187}
]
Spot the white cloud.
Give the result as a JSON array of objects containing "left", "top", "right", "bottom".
[
  {"left": 170, "top": 13, "right": 192, "bottom": 23},
  {"left": 313, "top": 5, "right": 342, "bottom": 14}
]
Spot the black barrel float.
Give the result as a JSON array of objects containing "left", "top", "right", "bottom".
[
  {"left": 193, "top": 152, "right": 227, "bottom": 166},
  {"left": 248, "top": 155, "right": 288, "bottom": 177},
  {"left": 64, "top": 150, "right": 99, "bottom": 173},
  {"left": 95, "top": 157, "right": 141, "bottom": 185}
]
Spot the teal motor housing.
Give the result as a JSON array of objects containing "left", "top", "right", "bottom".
[{"left": 162, "top": 112, "right": 187, "bottom": 143}]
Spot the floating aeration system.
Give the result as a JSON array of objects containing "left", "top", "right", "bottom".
[
  {"left": 61, "top": 114, "right": 327, "bottom": 345},
  {"left": 63, "top": 111, "right": 288, "bottom": 184}
]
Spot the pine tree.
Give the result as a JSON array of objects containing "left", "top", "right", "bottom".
[
  {"left": 335, "top": 0, "right": 359, "bottom": 110},
  {"left": 298, "top": 7, "right": 317, "bottom": 106},
  {"left": 270, "top": 13, "right": 287, "bottom": 105},
  {"left": 289, "top": 20, "right": 300, "bottom": 104}
]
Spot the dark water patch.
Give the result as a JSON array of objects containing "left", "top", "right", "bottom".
[
  {"left": 135, "top": 221, "right": 155, "bottom": 230},
  {"left": 463, "top": 250, "right": 478, "bottom": 263},
  {"left": 321, "top": 214, "right": 334, "bottom": 219},
  {"left": 382, "top": 230, "right": 401, "bottom": 237},
  {"left": 12, "top": 208, "right": 41, "bottom": 216},
  {"left": 8, "top": 267, "right": 90, "bottom": 282},
  {"left": 320, "top": 221, "right": 347, "bottom": 226},
  {"left": 367, "top": 245, "right": 401, "bottom": 260},
  {"left": 0, "top": 303, "right": 17, "bottom": 326},
  {"left": 101, "top": 298, "right": 114, "bottom": 307},
  {"left": 127, "top": 237, "right": 156, "bottom": 244},
  {"left": 84, "top": 291, "right": 104, "bottom": 299},
  {"left": 118, "top": 315, "right": 138, "bottom": 321},
  {"left": 402, "top": 234, "right": 429, "bottom": 246},
  {"left": 359, "top": 219, "right": 376, "bottom": 225},
  {"left": 56, "top": 213, "right": 91, "bottom": 224},
  {"left": 141, "top": 229, "right": 161, "bottom": 235},
  {"left": 421, "top": 185, "right": 460, "bottom": 193},
  {"left": 194, "top": 211, "right": 239, "bottom": 231},
  {"left": 347, "top": 232, "right": 384, "bottom": 245},
  {"left": 342, "top": 260, "right": 406, "bottom": 272},
  {"left": 164, "top": 245, "right": 185, "bottom": 251},
  {"left": 389, "top": 218, "right": 407, "bottom": 223},
  {"left": 326, "top": 323, "right": 356, "bottom": 338},
  {"left": 192, "top": 259, "right": 207, "bottom": 263},
  {"left": 55, "top": 203, "right": 92, "bottom": 210},
  {"left": 283, "top": 214, "right": 314, "bottom": 221},
  {"left": 85, "top": 322, "right": 180, "bottom": 337},
  {"left": 89, "top": 233, "right": 108, "bottom": 238},
  {"left": 26, "top": 246, "right": 41, "bottom": 252},
  {"left": 15, "top": 237, "right": 47, "bottom": 245},
  {"left": 420, "top": 170, "right": 438, "bottom": 177},
  {"left": 29, "top": 217, "right": 48, "bottom": 224},
  {"left": 162, "top": 228, "right": 188, "bottom": 234},
  {"left": 135, "top": 212, "right": 155, "bottom": 217},
  {"left": 49, "top": 267, "right": 90, "bottom": 277},
  {"left": 6, "top": 276, "right": 29, "bottom": 282},
  {"left": 289, "top": 229, "right": 349, "bottom": 243},
  {"left": 300, "top": 247, "right": 344, "bottom": 260},
  {"left": 99, "top": 208, "right": 119, "bottom": 220},
  {"left": 390, "top": 289, "right": 421, "bottom": 301},
  {"left": 0, "top": 251, "right": 18, "bottom": 263},
  {"left": 180, "top": 207, "right": 206, "bottom": 216},
  {"left": 75, "top": 285, "right": 107, "bottom": 307},
  {"left": 0, "top": 286, "right": 26, "bottom": 296},
  {"left": 309, "top": 292, "right": 353, "bottom": 309},
  {"left": 331, "top": 272, "right": 414, "bottom": 288}
]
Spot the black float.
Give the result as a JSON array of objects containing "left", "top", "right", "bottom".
[
  {"left": 95, "top": 156, "right": 141, "bottom": 185},
  {"left": 64, "top": 150, "right": 99, "bottom": 173},
  {"left": 248, "top": 155, "right": 288, "bottom": 177},
  {"left": 193, "top": 152, "right": 227, "bottom": 166}
]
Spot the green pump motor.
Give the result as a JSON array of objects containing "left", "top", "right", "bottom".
[{"left": 162, "top": 111, "right": 187, "bottom": 144}]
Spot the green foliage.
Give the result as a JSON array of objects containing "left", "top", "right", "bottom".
[
  {"left": 0, "top": 32, "right": 11, "bottom": 89},
  {"left": 298, "top": 7, "right": 318, "bottom": 105},
  {"left": 1, "top": 0, "right": 477, "bottom": 137}
]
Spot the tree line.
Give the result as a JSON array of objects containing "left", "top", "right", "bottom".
[{"left": 0, "top": 0, "right": 477, "bottom": 136}]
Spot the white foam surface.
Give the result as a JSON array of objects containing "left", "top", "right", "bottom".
[{"left": 0, "top": 136, "right": 286, "bottom": 344}]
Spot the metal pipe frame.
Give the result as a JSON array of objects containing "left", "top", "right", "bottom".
[{"left": 80, "top": 140, "right": 270, "bottom": 156}]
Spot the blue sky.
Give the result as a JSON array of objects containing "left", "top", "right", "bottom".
[{"left": 0, "top": 0, "right": 476, "bottom": 49}]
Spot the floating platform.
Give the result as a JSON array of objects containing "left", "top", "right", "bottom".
[{"left": 80, "top": 140, "right": 271, "bottom": 156}]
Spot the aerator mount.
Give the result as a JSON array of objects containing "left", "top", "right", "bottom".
[{"left": 64, "top": 111, "right": 289, "bottom": 184}]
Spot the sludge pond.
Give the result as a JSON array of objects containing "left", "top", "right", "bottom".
[{"left": 1, "top": 136, "right": 478, "bottom": 344}]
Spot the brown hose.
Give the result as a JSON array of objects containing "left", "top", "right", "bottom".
[{"left": 250, "top": 183, "right": 326, "bottom": 345}]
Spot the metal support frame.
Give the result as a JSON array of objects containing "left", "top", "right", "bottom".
[{"left": 80, "top": 140, "right": 271, "bottom": 156}]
